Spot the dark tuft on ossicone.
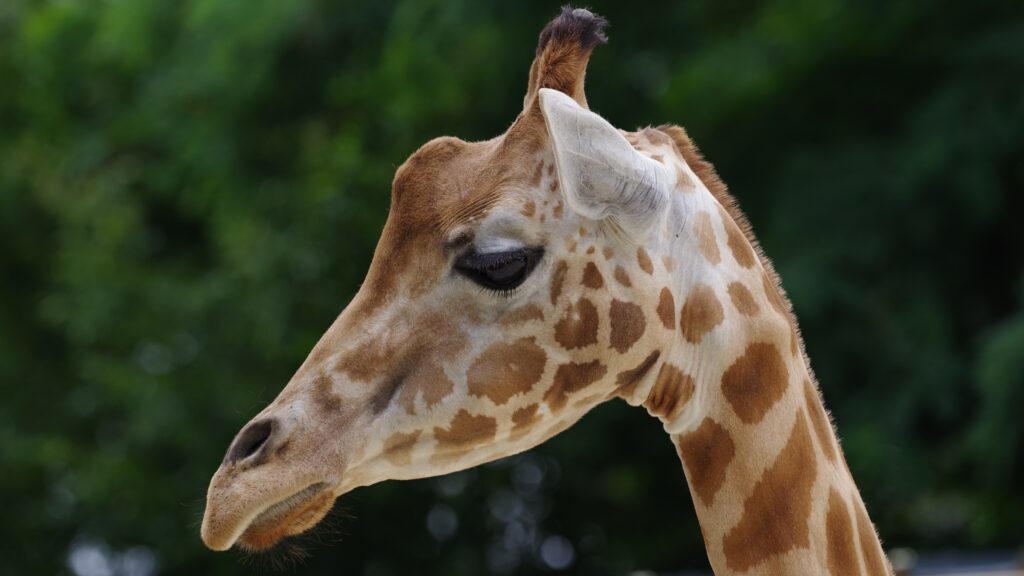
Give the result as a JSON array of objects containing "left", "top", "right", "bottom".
[{"left": 537, "top": 6, "right": 609, "bottom": 56}]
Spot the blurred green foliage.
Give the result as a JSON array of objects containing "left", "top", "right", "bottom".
[{"left": 1, "top": 0, "right": 1022, "bottom": 574}]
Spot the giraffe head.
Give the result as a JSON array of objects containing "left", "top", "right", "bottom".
[{"left": 201, "top": 7, "right": 719, "bottom": 552}]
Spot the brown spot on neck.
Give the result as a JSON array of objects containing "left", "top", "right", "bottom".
[
  {"left": 512, "top": 403, "right": 540, "bottom": 430},
  {"left": 721, "top": 342, "right": 789, "bottom": 424},
  {"left": 727, "top": 282, "right": 759, "bottom": 316},
  {"left": 383, "top": 430, "right": 421, "bottom": 466},
  {"left": 761, "top": 274, "right": 801, "bottom": 357},
  {"left": 804, "top": 379, "right": 839, "bottom": 463},
  {"left": 433, "top": 410, "right": 498, "bottom": 451},
  {"left": 581, "top": 261, "right": 604, "bottom": 289},
  {"left": 854, "top": 497, "right": 892, "bottom": 575},
  {"left": 722, "top": 411, "right": 818, "bottom": 572},
  {"left": 545, "top": 360, "right": 607, "bottom": 411},
  {"left": 554, "top": 298, "right": 600, "bottom": 350},
  {"left": 719, "top": 204, "right": 756, "bottom": 268},
  {"left": 675, "top": 418, "right": 736, "bottom": 507},
  {"left": 609, "top": 299, "right": 646, "bottom": 353},
  {"left": 656, "top": 287, "right": 676, "bottom": 330},
  {"left": 679, "top": 284, "right": 724, "bottom": 344},
  {"left": 694, "top": 211, "right": 721, "bottom": 265},
  {"left": 613, "top": 266, "right": 632, "bottom": 287},
  {"left": 615, "top": 350, "right": 661, "bottom": 399},
  {"left": 826, "top": 488, "right": 860, "bottom": 576},
  {"left": 467, "top": 338, "right": 547, "bottom": 405},
  {"left": 644, "top": 363, "right": 694, "bottom": 421},
  {"left": 521, "top": 199, "right": 536, "bottom": 217},
  {"left": 636, "top": 247, "right": 654, "bottom": 274}
]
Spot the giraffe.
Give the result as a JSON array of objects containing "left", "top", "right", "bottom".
[{"left": 200, "top": 7, "right": 893, "bottom": 574}]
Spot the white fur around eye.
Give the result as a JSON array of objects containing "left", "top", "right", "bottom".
[{"left": 475, "top": 236, "right": 526, "bottom": 254}]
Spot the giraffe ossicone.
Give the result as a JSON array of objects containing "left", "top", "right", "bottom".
[{"left": 201, "top": 7, "right": 892, "bottom": 574}]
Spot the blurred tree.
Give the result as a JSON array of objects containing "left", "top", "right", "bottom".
[{"left": 0, "top": 0, "right": 1021, "bottom": 574}]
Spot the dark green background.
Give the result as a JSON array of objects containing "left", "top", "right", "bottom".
[{"left": 1, "top": 0, "right": 1022, "bottom": 574}]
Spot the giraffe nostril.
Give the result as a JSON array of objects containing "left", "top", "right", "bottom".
[{"left": 225, "top": 418, "right": 276, "bottom": 465}]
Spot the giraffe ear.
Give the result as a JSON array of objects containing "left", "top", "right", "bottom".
[{"left": 539, "top": 88, "right": 673, "bottom": 235}]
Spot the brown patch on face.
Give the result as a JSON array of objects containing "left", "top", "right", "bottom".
[
  {"left": 546, "top": 163, "right": 555, "bottom": 177},
  {"left": 615, "top": 350, "right": 661, "bottom": 398},
  {"left": 467, "top": 338, "right": 547, "bottom": 405},
  {"left": 804, "top": 379, "right": 838, "bottom": 463},
  {"left": 512, "top": 403, "right": 540, "bottom": 431},
  {"left": 644, "top": 363, "right": 694, "bottom": 421},
  {"left": 721, "top": 342, "right": 789, "bottom": 424},
  {"left": 727, "top": 282, "right": 759, "bottom": 316},
  {"left": 636, "top": 247, "right": 654, "bottom": 274},
  {"left": 722, "top": 412, "right": 817, "bottom": 572},
  {"left": 553, "top": 201, "right": 564, "bottom": 219},
  {"left": 383, "top": 430, "right": 421, "bottom": 466},
  {"left": 433, "top": 410, "right": 498, "bottom": 450},
  {"left": 602, "top": 247, "right": 613, "bottom": 260},
  {"left": 549, "top": 179, "right": 559, "bottom": 193},
  {"left": 614, "top": 266, "right": 632, "bottom": 287},
  {"left": 662, "top": 255, "right": 677, "bottom": 271},
  {"left": 675, "top": 418, "right": 736, "bottom": 507},
  {"left": 313, "top": 373, "right": 341, "bottom": 413},
  {"left": 609, "top": 299, "right": 646, "bottom": 353},
  {"left": 826, "top": 488, "right": 860, "bottom": 576},
  {"left": 550, "top": 260, "right": 568, "bottom": 305},
  {"left": 335, "top": 336, "right": 394, "bottom": 382},
  {"left": 694, "top": 211, "right": 721, "bottom": 265},
  {"left": 586, "top": 246, "right": 595, "bottom": 255},
  {"left": 521, "top": 199, "right": 536, "bottom": 218},
  {"left": 579, "top": 227, "right": 588, "bottom": 237},
  {"left": 854, "top": 497, "right": 891, "bottom": 576},
  {"left": 501, "top": 304, "right": 545, "bottom": 325},
  {"left": 545, "top": 360, "right": 608, "bottom": 411},
  {"left": 398, "top": 362, "right": 455, "bottom": 413},
  {"left": 540, "top": 214, "right": 546, "bottom": 223},
  {"left": 581, "top": 262, "right": 604, "bottom": 289},
  {"left": 657, "top": 287, "right": 676, "bottom": 330},
  {"left": 679, "top": 284, "right": 724, "bottom": 344},
  {"left": 566, "top": 239, "right": 577, "bottom": 253},
  {"left": 720, "top": 205, "right": 756, "bottom": 268},
  {"left": 554, "top": 298, "right": 600, "bottom": 350}
]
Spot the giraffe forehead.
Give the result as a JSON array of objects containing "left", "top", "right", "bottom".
[{"left": 389, "top": 135, "right": 554, "bottom": 239}]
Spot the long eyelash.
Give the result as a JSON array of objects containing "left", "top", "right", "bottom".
[{"left": 475, "top": 284, "right": 521, "bottom": 299}]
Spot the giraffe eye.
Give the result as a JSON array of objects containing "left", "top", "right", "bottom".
[{"left": 454, "top": 247, "right": 544, "bottom": 292}]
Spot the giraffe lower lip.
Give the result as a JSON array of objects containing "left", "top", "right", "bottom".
[{"left": 237, "top": 482, "right": 333, "bottom": 551}]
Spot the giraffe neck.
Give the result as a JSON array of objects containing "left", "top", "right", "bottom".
[{"left": 618, "top": 176, "right": 891, "bottom": 574}]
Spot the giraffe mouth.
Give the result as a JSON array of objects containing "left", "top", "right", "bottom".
[{"left": 236, "top": 482, "right": 334, "bottom": 552}]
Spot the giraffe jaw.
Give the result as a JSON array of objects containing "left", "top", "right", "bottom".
[{"left": 201, "top": 478, "right": 339, "bottom": 552}]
